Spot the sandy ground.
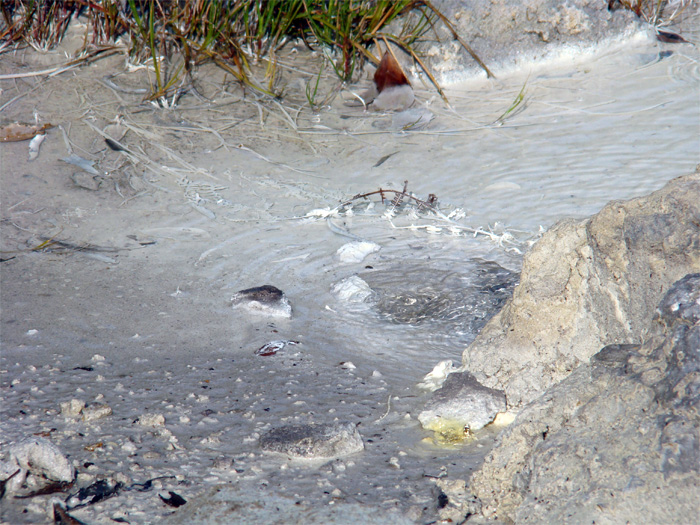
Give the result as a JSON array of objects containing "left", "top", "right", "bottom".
[{"left": 1, "top": 17, "right": 699, "bottom": 524}]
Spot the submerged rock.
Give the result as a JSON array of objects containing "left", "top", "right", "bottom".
[
  {"left": 372, "top": 85, "right": 415, "bottom": 111},
  {"left": 418, "top": 372, "right": 506, "bottom": 439},
  {"left": 467, "top": 273, "right": 700, "bottom": 523},
  {"left": 171, "top": 484, "right": 413, "bottom": 525},
  {"left": 462, "top": 172, "right": 700, "bottom": 408},
  {"left": 362, "top": 259, "right": 517, "bottom": 330},
  {"left": 331, "top": 275, "right": 373, "bottom": 303},
  {"left": 231, "top": 285, "right": 292, "bottom": 319},
  {"left": 336, "top": 241, "right": 380, "bottom": 264},
  {"left": 259, "top": 422, "right": 364, "bottom": 459}
]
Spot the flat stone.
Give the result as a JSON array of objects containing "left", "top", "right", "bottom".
[
  {"left": 259, "top": 422, "right": 364, "bottom": 459},
  {"left": 336, "top": 241, "right": 380, "bottom": 264}
]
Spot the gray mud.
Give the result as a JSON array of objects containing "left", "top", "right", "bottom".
[{"left": 1, "top": 2, "right": 699, "bottom": 523}]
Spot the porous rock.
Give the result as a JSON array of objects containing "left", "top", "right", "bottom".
[
  {"left": 462, "top": 172, "right": 700, "bottom": 407},
  {"left": 467, "top": 273, "right": 700, "bottom": 523},
  {"left": 1, "top": 437, "right": 75, "bottom": 494},
  {"left": 81, "top": 403, "right": 113, "bottom": 422},
  {"left": 259, "top": 422, "right": 364, "bottom": 459},
  {"left": 418, "top": 372, "right": 506, "bottom": 435}
]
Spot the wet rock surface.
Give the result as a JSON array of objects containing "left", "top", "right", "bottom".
[
  {"left": 231, "top": 285, "right": 292, "bottom": 319},
  {"left": 361, "top": 259, "right": 517, "bottom": 334},
  {"left": 466, "top": 273, "right": 700, "bottom": 523},
  {"left": 259, "top": 422, "right": 364, "bottom": 459},
  {"left": 171, "top": 484, "right": 415, "bottom": 525},
  {"left": 418, "top": 372, "right": 506, "bottom": 435},
  {"left": 462, "top": 172, "right": 700, "bottom": 408}
]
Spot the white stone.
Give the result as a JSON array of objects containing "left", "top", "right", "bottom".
[
  {"left": 331, "top": 276, "right": 373, "bottom": 303},
  {"left": 336, "top": 241, "right": 380, "bottom": 264},
  {"left": 2, "top": 437, "right": 75, "bottom": 494}
]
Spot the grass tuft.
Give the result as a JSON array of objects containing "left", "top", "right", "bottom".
[{"left": 0, "top": 1, "right": 493, "bottom": 102}]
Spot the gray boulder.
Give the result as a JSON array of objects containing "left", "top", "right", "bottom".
[
  {"left": 463, "top": 172, "right": 700, "bottom": 408},
  {"left": 467, "top": 273, "right": 700, "bottom": 523}
]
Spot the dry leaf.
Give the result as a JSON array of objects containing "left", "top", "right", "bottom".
[
  {"left": 656, "top": 30, "right": 690, "bottom": 44},
  {"left": 374, "top": 51, "right": 410, "bottom": 94},
  {"left": 0, "top": 122, "right": 53, "bottom": 142}
]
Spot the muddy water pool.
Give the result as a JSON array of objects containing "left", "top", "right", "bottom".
[{"left": 1, "top": 29, "right": 699, "bottom": 524}]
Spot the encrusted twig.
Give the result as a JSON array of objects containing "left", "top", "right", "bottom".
[{"left": 340, "top": 181, "right": 438, "bottom": 213}]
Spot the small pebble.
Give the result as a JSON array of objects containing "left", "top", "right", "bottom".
[{"left": 137, "top": 413, "right": 165, "bottom": 427}]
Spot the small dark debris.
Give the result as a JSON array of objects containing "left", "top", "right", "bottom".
[
  {"left": 15, "top": 480, "right": 73, "bottom": 498},
  {"left": 33, "top": 428, "right": 57, "bottom": 437},
  {"left": 53, "top": 503, "right": 86, "bottom": 525},
  {"left": 437, "top": 490, "right": 449, "bottom": 509},
  {"left": 73, "top": 366, "right": 94, "bottom": 372},
  {"left": 68, "top": 480, "right": 124, "bottom": 509},
  {"left": 656, "top": 30, "right": 690, "bottom": 44},
  {"left": 127, "top": 476, "right": 176, "bottom": 492},
  {"left": 159, "top": 491, "right": 187, "bottom": 508},
  {"left": 373, "top": 151, "right": 398, "bottom": 168},
  {"left": 105, "top": 138, "right": 125, "bottom": 151},
  {"left": 0, "top": 469, "right": 20, "bottom": 500},
  {"left": 128, "top": 479, "right": 154, "bottom": 492}
]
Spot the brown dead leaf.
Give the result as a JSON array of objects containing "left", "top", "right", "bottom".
[
  {"left": 84, "top": 442, "right": 104, "bottom": 452},
  {"left": 373, "top": 51, "right": 410, "bottom": 94},
  {"left": 0, "top": 122, "right": 53, "bottom": 142}
]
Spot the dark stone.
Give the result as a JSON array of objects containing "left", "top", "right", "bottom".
[
  {"left": 234, "top": 285, "right": 285, "bottom": 304},
  {"left": 259, "top": 422, "right": 364, "bottom": 459}
]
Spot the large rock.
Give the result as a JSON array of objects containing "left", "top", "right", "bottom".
[
  {"left": 427, "top": 0, "right": 643, "bottom": 77},
  {"left": 463, "top": 172, "right": 700, "bottom": 408},
  {"left": 467, "top": 273, "right": 700, "bottom": 523}
]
